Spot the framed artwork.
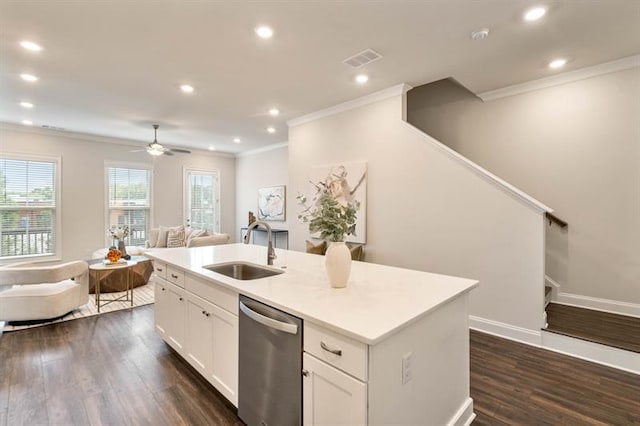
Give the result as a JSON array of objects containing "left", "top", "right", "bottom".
[
  {"left": 309, "top": 161, "right": 367, "bottom": 243},
  {"left": 258, "top": 185, "right": 286, "bottom": 221}
]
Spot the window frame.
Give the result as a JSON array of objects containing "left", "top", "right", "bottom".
[
  {"left": 104, "top": 161, "right": 153, "bottom": 248},
  {"left": 0, "top": 152, "right": 62, "bottom": 264},
  {"left": 183, "top": 167, "right": 220, "bottom": 233}
]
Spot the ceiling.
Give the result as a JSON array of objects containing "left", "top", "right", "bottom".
[{"left": 1, "top": 1, "right": 639, "bottom": 155}]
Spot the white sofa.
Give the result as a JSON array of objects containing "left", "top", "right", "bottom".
[{"left": 145, "top": 226, "right": 230, "bottom": 249}]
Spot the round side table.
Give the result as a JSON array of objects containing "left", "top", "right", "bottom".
[{"left": 89, "top": 260, "right": 137, "bottom": 312}]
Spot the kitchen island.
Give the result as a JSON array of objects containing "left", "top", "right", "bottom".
[{"left": 146, "top": 243, "right": 478, "bottom": 426}]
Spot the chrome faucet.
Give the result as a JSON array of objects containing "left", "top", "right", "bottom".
[{"left": 244, "top": 220, "right": 277, "bottom": 265}]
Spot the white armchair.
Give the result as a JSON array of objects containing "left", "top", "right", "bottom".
[{"left": 0, "top": 260, "right": 89, "bottom": 322}]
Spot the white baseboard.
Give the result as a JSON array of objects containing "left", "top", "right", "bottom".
[
  {"left": 542, "top": 331, "right": 640, "bottom": 375},
  {"left": 448, "top": 397, "right": 475, "bottom": 426},
  {"left": 470, "top": 315, "right": 639, "bottom": 374},
  {"left": 469, "top": 316, "right": 542, "bottom": 346},
  {"left": 555, "top": 292, "right": 640, "bottom": 318}
]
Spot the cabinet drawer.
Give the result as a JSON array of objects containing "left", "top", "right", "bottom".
[
  {"left": 185, "top": 273, "right": 238, "bottom": 315},
  {"left": 166, "top": 266, "right": 185, "bottom": 287},
  {"left": 153, "top": 261, "right": 167, "bottom": 280},
  {"left": 304, "top": 322, "right": 368, "bottom": 381}
]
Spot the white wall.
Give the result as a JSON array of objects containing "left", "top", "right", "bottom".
[
  {"left": 407, "top": 68, "right": 640, "bottom": 306},
  {"left": 288, "top": 93, "right": 546, "bottom": 336},
  {"left": 0, "top": 125, "right": 236, "bottom": 262},
  {"left": 235, "top": 145, "right": 289, "bottom": 243}
]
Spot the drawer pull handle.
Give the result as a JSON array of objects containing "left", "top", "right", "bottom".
[
  {"left": 171, "top": 274, "right": 179, "bottom": 279},
  {"left": 179, "top": 297, "right": 183, "bottom": 301},
  {"left": 320, "top": 341, "right": 342, "bottom": 356},
  {"left": 205, "top": 312, "right": 210, "bottom": 317},
  {"left": 157, "top": 268, "right": 163, "bottom": 272},
  {"left": 162, "top": 287, "right": 165, "bottom": 291},
  {"left": 302, "top": 369, "right": 309, "bottom": 377}
]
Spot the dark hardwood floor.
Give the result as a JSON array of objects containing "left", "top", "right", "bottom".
[
  {"left": 1, "top": 306, "right": 639, "bottom": 425},
  {"left": 0, "top": 305, "right": 240, "bottom": 426},
  {"left": 546, "top": 302, "right": 640, "bottom": 353}
]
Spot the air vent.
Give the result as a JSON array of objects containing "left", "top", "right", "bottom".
[
  {"left": 343, "top": 49, "right": 382, "bottom": 68},
  {"left": 41, "top": 124, "right": 66, "bottom": 131}
]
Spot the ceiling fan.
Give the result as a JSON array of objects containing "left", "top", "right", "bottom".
[{"left": 136, "top": 124, "right": 191, "bottom": 156}]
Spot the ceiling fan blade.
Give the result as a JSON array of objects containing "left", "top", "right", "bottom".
[
  {"left": 169, "top": 148, "right": 191, "bottom": 154},
  {"left": 163, "top": 151, "right": 175, "bottom": 156},
  {"left": 130, "top": 149, "right": 146, "bottom": 153}
]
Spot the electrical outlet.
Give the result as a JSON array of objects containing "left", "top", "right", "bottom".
[{"left": 402, "top": 352, "right": 413, "bottom": 385}]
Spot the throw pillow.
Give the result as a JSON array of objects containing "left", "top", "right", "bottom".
[
  {"left": 148, "top": 228, "right": 159, "bottom": 248},
  {"left": 187, "top": 228, "right": 207, "bottom": 245},
  {"left": 167, "top": 228, "right": 186, "bottom": 248},
  {"left": 305, "top": 240, "right": 327, "bottom": 255},
  {"left": 156, "top": 225, "right": 184, "bottom": 248}
]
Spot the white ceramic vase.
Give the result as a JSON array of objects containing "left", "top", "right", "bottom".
[{"left": 325, "top": 241, "right": 351, "bottom": 288}]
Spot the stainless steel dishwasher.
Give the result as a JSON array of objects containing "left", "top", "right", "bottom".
[{"left": 238, "top": 295, "right": 303, "bottom": 426}]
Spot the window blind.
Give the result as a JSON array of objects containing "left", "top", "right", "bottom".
[
  {"left": 107, "top": 166, "right": 151, "bottom": 246},
  {"left": 0, "top": 157, "right": 58, "bottom": 259},
  {"left": 186, "top": 171, "right": 218, "bottom": 232}
]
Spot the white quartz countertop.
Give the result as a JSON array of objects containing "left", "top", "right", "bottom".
[{"left": 145, "top": 244, "right": 478, "bottom": 345}]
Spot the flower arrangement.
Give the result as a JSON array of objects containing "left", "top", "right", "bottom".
[
  {"left": 297, "top": 167, "right": 359, "bottom": 242},
  {"left": 106, "top": 224, "right": 129, "bottom": 241}
]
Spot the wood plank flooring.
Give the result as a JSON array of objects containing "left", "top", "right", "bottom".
[
  {"left": 1, "top": 305, "right": 639, "bottom": 425},
  {"left": 546, "top": 302, "right": 640, "bottom": 353},
  {"left": 0, "top": 305, "right": 240, "bottom": 426}
]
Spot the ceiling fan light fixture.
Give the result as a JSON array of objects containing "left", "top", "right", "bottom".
[{"left": 147, "top": 145, "right": 164, "bottom": 156}]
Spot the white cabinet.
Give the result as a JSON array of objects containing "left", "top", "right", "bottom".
[
  {"left": 153, "top": 275, "right": 186, "bottom": 354},
  {"left": 185, "top": 292, "right": 213, "bottom": 374},
  {"left": 155, "top": 270, "right": 239, "bottom": 407},
  {"left": 303, "top": 353, "right": 367, "bottom": 426},
  {"left": 209, "top": 303, "right": 238, "bottom": 405},
  {"left": 153, "top": 276, "right": 168, "bottom": 338},
  {"left": 165, "top": 280, "right": 186, "bottom": 354},
  {"left": 184, "top": 292, "right": 239, "bottom": 405}
]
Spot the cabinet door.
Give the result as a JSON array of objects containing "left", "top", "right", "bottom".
[
  {"left": 165, "top": 282, "right": 186, "bottom": 354},
  {"left": 153, "top": 277, "right": 169, "bottom": 338},
  {"left": 185, "top": 293, "right": 214, "bottom": 376},
  {"left": 210, "top": 303, "right": 239, "bottom": 406},
  {"left": 303, "top": 353, "right": 367, "bottom": 426}
]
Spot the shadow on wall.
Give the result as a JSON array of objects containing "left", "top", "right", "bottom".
[{"left": 406, "top": 78, "right": 483, "bottom": 147}]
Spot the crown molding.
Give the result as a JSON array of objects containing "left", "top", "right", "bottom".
[
  {"left": 478, "top": 55, "right": 640, "bottom": 102},
  {"left": 287, "top": 83, "right": 413, "bottom": 128},
  {"left": 236, "top": 142, "right": 289, "bottom": 158}
]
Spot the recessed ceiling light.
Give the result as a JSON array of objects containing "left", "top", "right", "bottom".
[
  {"left": 20, "top": 40, "right": 42, "bottom": 51},
  {"left": 21, "top": 119, "right": 33, "bottom": 126},
  {"left": 180, "top": 84, "right": 194, "bottom": 93},
  {"left": 355, "top": 74, "right": 369, "bottom": 84},
  {"left": 269, "top": 108, "right": 280, "bottom": 116},
  {"left": 20, "top": 73, "right": 38, "bottom": 82},
  {"left": 266, "top": 126, "right": 276, "bottom": 134},
  {"left": 233, "top": 137, "right": 241, "bottom": 143},
  {"left": 208, "top": 146, "right": 216, "bottom": 151},
  {"left": 524, "top": 6, "right": 547, "bottom": 22},
  {"left": 255, "top": 26, "right": 274, "bottom": 39},
  {"left": 20, "top": 101, "right": 34, "bottom": 109},
  {"left": 548, "top": 58, "right": 567, "bottom": 69}
]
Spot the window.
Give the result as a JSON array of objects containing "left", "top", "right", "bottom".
[
  {"left": 106, "top": 164, "right": 152, "bottom": 247},
  {"left": 184, "top": 168, "right": 219, "bottom": 233},
  {"left": 0, "top": 154, "right": 60, "bottom": 261}
]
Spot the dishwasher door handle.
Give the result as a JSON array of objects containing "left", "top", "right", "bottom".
[{"left": 240, "top": 301, "right": 298, "bottom": 335}]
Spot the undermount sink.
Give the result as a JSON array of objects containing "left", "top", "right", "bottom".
[{"left": 204, "top": 261, "right": 284, "bottom": 280}]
